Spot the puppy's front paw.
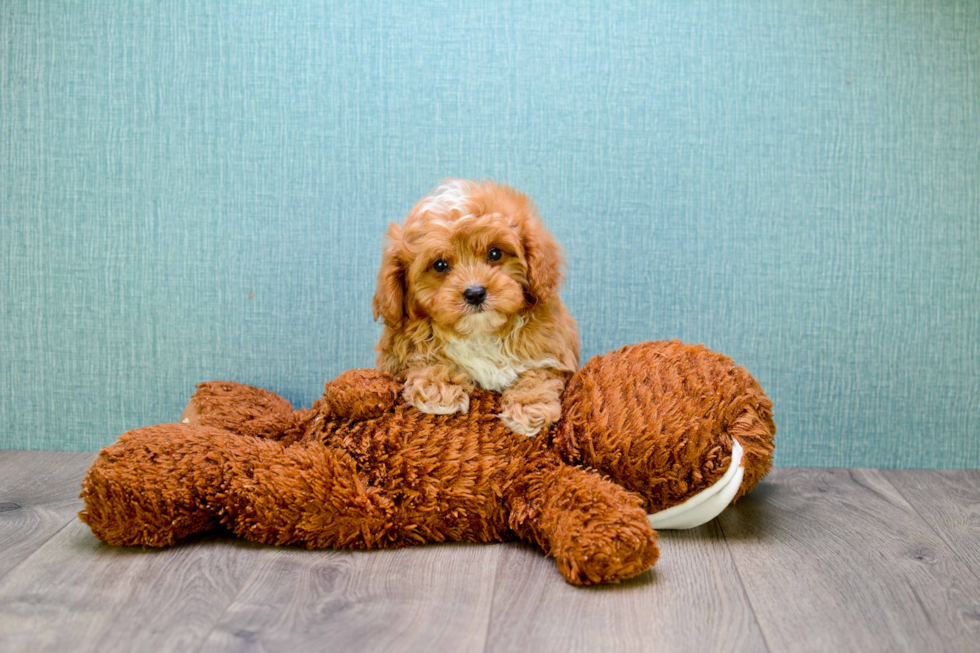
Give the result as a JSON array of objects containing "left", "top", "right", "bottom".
[
  {"left": 403, "top": 377, "right": 470, "bottom": 415},
  {"left": 498, "top": 398, "right": 561, "bottom": 437}
]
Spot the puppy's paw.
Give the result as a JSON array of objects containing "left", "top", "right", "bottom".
[
  {"left": 403, "top": 377, "right": 470, "bottom": 415},
  {"left": 498, "top": 398, "right": 561, "bottom": 437}
]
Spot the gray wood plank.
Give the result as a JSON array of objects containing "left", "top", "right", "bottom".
[
  {"left": 8, "top": 454, "right": 978, "bottom": 653},
  {"left": 0, "top": 450, "right": 95, "bottom": 580},
  {"left": 882, "top": 470, "right": 980, "bottom": 580},
  {"left": 198, "top": 542, "right": 501, "bottom": 653},
  {"left": 718, "top": 468, "right": 980, "bottom": 653},
  {"left": 0, "top": 519, "right": 261, "bottom": 653},
  {"left": 485, "top": 525, "right": 769, "bottom": 653}
]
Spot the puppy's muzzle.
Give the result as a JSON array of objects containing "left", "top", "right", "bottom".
[{"left": 463, "top": 286, "right": 487, "bottom": 306}]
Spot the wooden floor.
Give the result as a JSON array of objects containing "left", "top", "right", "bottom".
[{"left": 0, "top": 451, "right": 978, "bottom": 652}]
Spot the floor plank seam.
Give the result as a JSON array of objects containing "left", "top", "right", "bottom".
[
  {"left": 880, "top": 471, "right": 980, "bottom": 588},
  {"left": 476, "top": 545, "right": 503, "bottom": 653},
  {"left": 190, "top": 548, "right": 269, "bottom": 653},
  {"left": 0, "top": 515, "right": 81, "bottom": 586},
  {"left": 714, "top": 516, "right": 775, "bottom": 653}
]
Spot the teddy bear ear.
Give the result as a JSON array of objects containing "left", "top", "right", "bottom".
[{"left": 372, "top": 223, "right": 407, "bottom": 330}]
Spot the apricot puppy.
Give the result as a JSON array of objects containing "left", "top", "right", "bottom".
[{"left": 372, "top": 179, "right": 579, "bottom": 435}]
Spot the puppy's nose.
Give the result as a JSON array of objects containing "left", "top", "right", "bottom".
[{"left": 463, "top": 286, "right": 487, "bottom": 306}]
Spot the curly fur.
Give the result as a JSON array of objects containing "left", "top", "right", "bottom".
[
  {"left": 79, "top": 340, "right": 775, "bottom": 586},
  {"left": 372, "top": 179, "right": 579, "bottom": 436},
  {"left": 557, "top": 341, "right": 776, "bottom": 509}
]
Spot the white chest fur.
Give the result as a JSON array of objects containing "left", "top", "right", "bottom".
[{"left": 443, "top": 335, "right": 558, "bottom": 393}]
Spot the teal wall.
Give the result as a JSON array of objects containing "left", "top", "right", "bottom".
[{"left": 2, "top": 1, "right": 978, "bottom": 467}]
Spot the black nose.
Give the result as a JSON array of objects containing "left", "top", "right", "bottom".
[{"left": 463, "top": 286, "right": 487, "bottom": 306}]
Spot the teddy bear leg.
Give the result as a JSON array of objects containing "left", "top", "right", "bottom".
[
  {"left": 81, "top": 425, "right": 402, "bottom": 551},
  {"left": 80, "top": 423, "right": 227, "bottom": 547},
  {"left": 215, "top": 440, "right": 402, "bottom": 549},
  {"left": 507, "top": 463, "right": 659, "bottom": 585}
]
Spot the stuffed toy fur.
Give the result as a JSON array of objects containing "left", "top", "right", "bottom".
[{"left": 80, "top": 340, "right": 774, "bottom": 585}]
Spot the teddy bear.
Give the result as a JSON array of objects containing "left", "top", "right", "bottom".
[{"left": 79, "top": 340, "right": 774, "bottom": 585}]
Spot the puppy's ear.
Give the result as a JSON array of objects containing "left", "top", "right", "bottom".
[
  {"left": 521, "top": 216, "right": 565, "bottom": 306},
  {"left": 373, "top": 223, "right": 407, "bottom": 330}
]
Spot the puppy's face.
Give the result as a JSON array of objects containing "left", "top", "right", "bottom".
[{"left": 374, "top": 179, "right": 564, "bottom": 337}]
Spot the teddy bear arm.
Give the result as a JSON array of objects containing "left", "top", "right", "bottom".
[
  {"left": 317, "top": 369, "right": 401, "bottom": 421},
  {"left": 190, "top": 381, "right": 296, "bottom": 439},
  {"left": 506, "top": 462, "right": 659, "bottom": 585}
]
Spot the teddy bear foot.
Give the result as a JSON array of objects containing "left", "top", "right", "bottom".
[
  {"left": 554, "top": 527, "right": 660, "bottom": 585},
  {"left": 515, "top": 465, "right": 660, "bottom": 585},
  {"left": 79, "top": 424, "right": 225, "bottom": 547}
]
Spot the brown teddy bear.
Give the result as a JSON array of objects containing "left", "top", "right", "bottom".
[{"left": 79, "top": 340, "right": 774, "bottom": 585}]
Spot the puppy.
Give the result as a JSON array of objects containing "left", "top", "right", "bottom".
[{"left": 372, "top": 179, "right": 579, "bottom": 436}]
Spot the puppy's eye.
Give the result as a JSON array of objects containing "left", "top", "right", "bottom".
[
  {"left": 487, "top": 248, "right": 503, "bottom": 262},
  {"left": 433, "top": 259, "right": 450, "bottom": 273}
]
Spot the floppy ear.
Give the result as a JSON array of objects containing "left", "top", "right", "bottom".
[
  {"left": 521, "top": 216, "right": 565, "bottom": 306},
  {"left": 372, "top": 224, "right": 407, "bottom": 330}
]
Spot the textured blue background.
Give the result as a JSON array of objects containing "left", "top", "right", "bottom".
[{"left": 2, "top": 1, "right": 978, "bottom": 467}]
